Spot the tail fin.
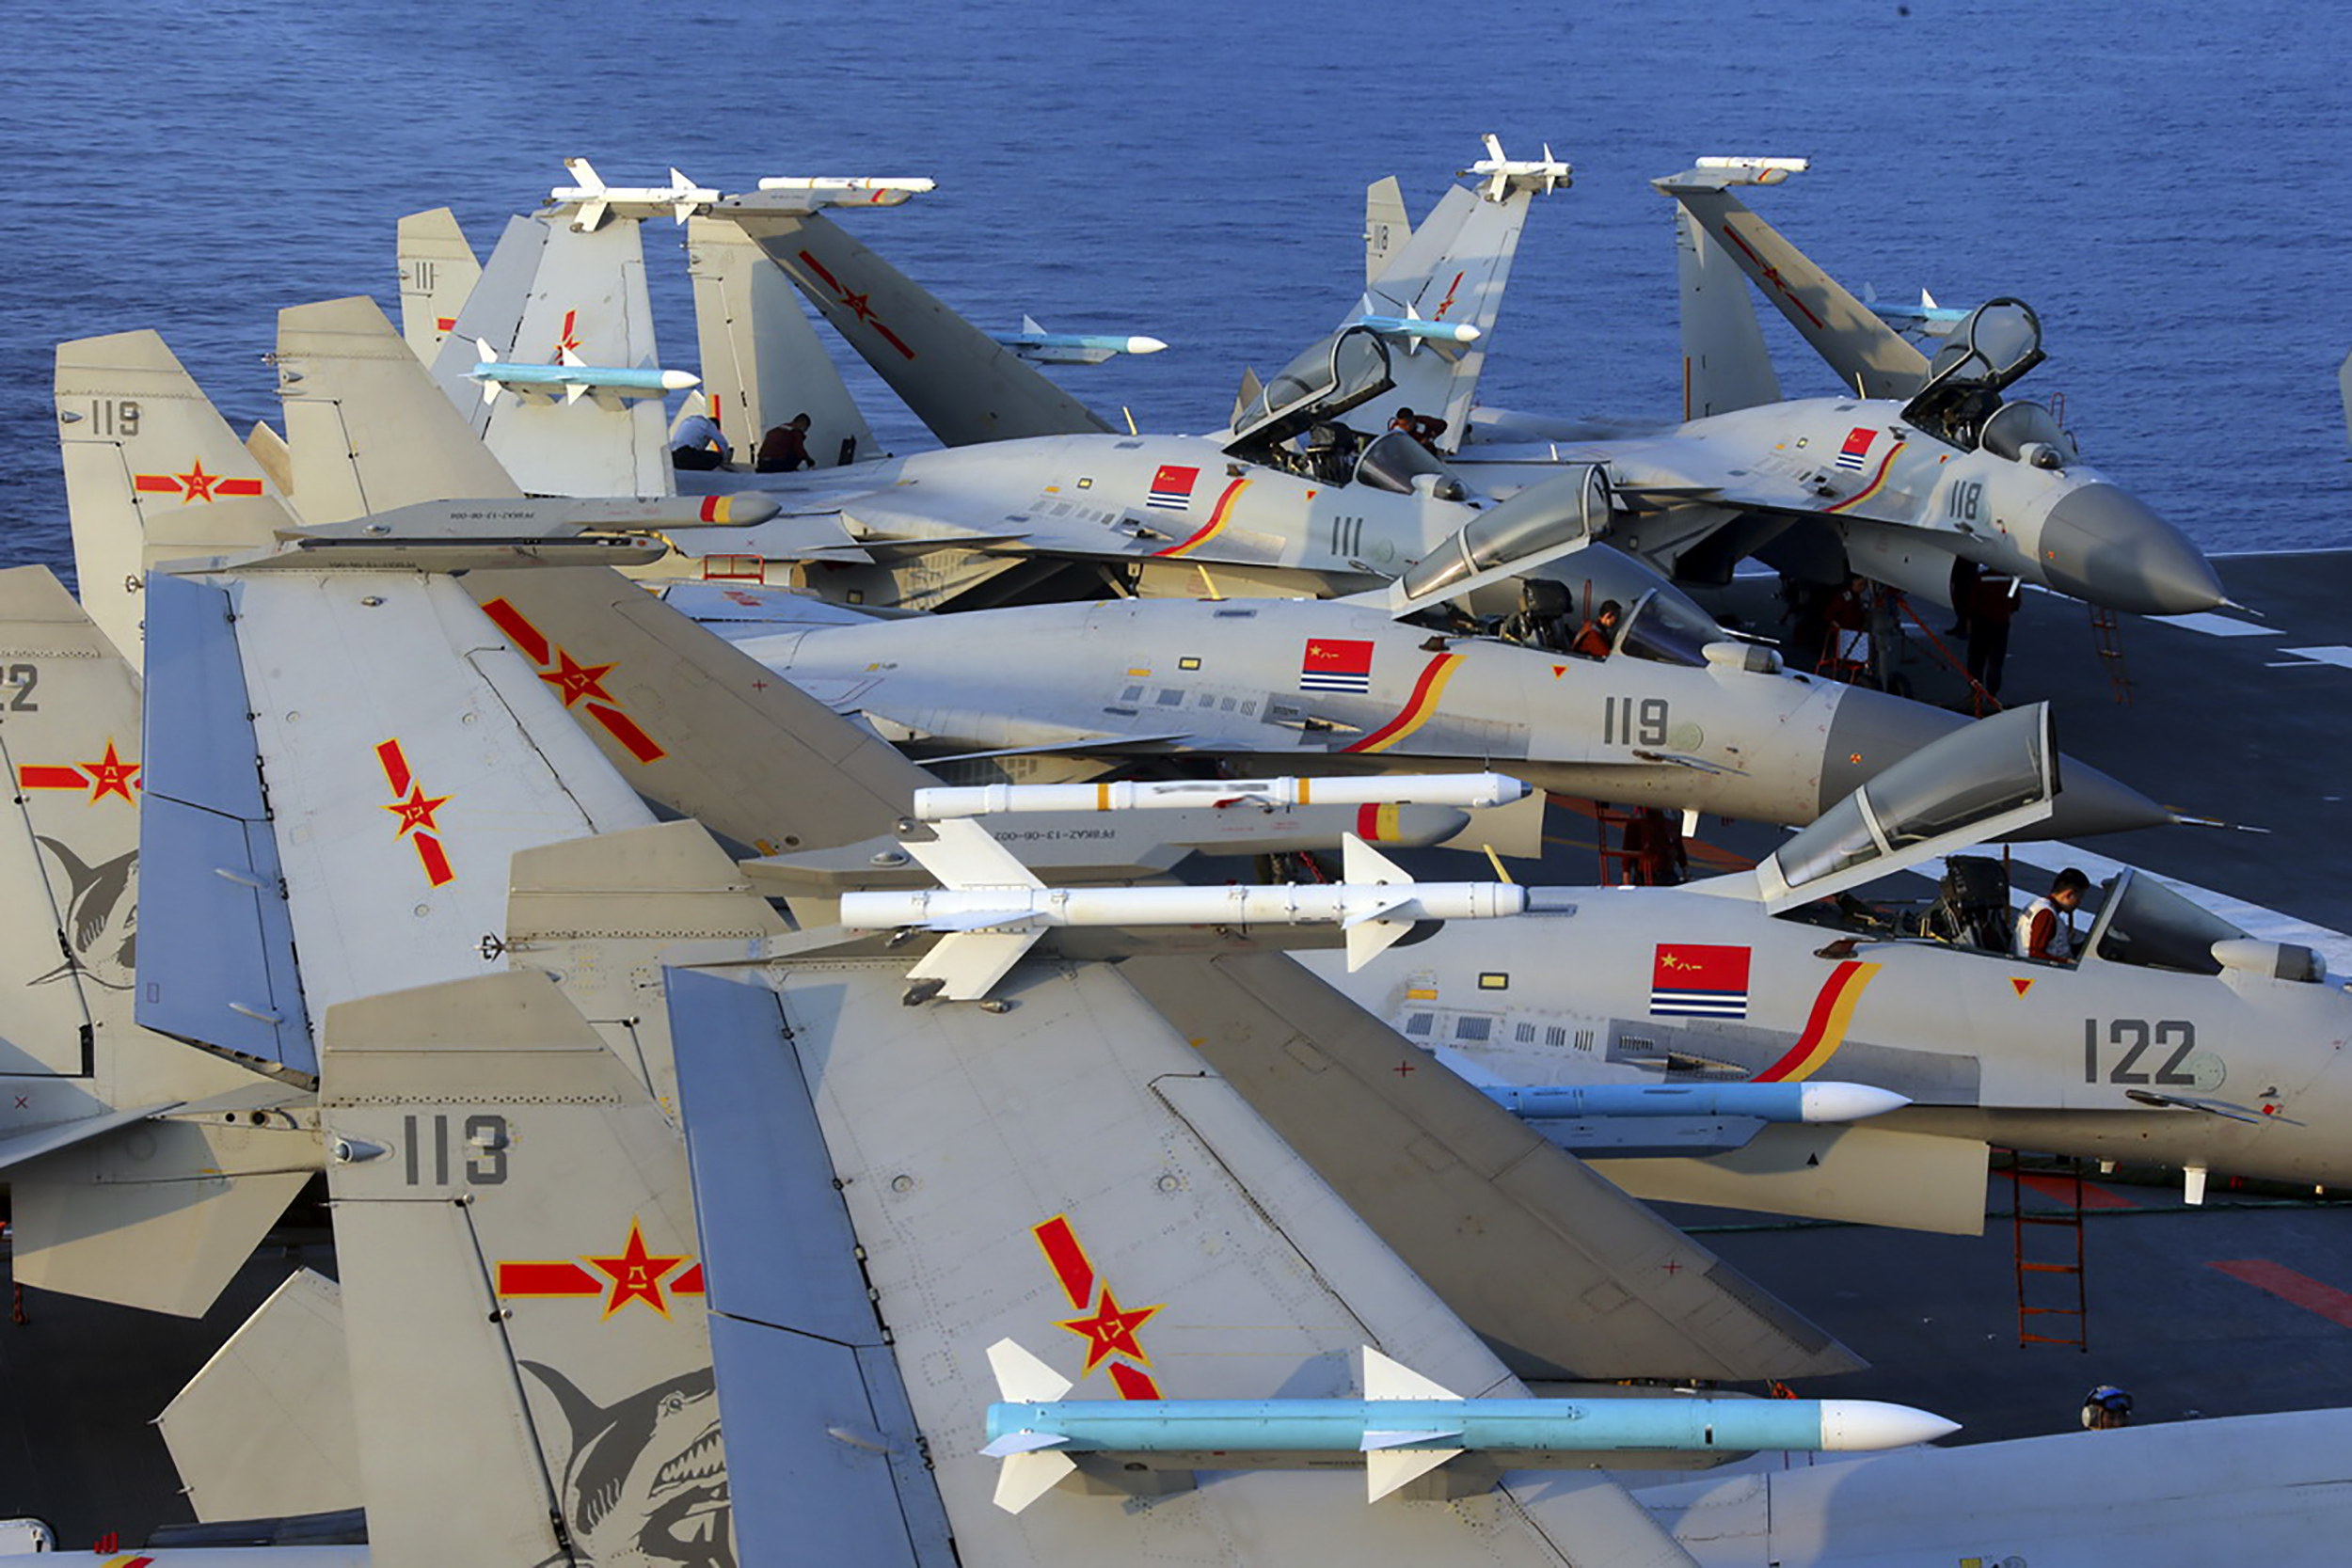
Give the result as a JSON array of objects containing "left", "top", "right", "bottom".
[
  {"left": 318, "top": 969, "right": 725, "bottom": 1564},
  {"left": 393, "top": 206, "right": 482, "bottom": 363},
  {"left": 1671, "top": 198, "right": 1782, "bottom": 417},
  {"left": 1656, "top": 171, "right": 1930, "bottom": 400},
  {"left": 55, "top": 329, "right": 295, "bottom": 663},
  {"left": 1362, "top": 175, "right": 1412, "bottom": 284},
  {"left": 719, "top": 200, "right": 1111, "bottom": 446},
  {"left": 273, "top": 295, "right": 521, "bottom": 522},
  {"left": 0, "top": 567, "right": 316, "bottom": 1318},
  {"left": 430, "top": 213, "right": 672, "bottom": 496},
  {"left": 685, "top": 214, "right": 881, "bottom": 467},
  {"left": 1346, "top": 164, "right": 1548, "bottom": 447}
]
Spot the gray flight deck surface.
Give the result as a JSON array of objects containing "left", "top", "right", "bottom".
[{"left": 1, "top": 550, "right": 2345, "bottom": 1550}]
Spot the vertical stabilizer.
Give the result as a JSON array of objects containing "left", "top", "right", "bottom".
[
  {"left": 1659, "top": 177, "right": 1930, "bottom": 399},
  {"left": 686, "top": 214, "right": 879, "bottom": 467},
  {"left": 394, "top": 207, "right": 482, "bottom": 364},
  {"left": 1674, "top": 202, "right": 1782, "bottom": 417},
  {"left": 1363, "top": 175, "right": 1412, "bottom": 285},
  {"left": 719, "top": 199, "right": 1112, "bottom": 446},
  {"left": 274, "top": 295, "right": 521, "bottom": 524},
  {"left": 55, "top": 329, "right": 294, "bottom": 663}
]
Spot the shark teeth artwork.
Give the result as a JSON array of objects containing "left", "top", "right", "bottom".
[{"left": 523, "top": 1362, "right": 734, "bottom": 1568}]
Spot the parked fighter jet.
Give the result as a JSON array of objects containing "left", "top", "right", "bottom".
[
  {"left": 1313, "top": 702, "right": 2352, "bottom": 1229},
  {"left": 681, "top": 579, "right": 2168, "bottom": 838},
  {"left": 1429, "top": 159, "right": 2224, "bottom": 616}
]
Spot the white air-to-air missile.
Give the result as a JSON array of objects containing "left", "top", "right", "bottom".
[
  {"left": 845, "top": 823, "right": 1529, "bottom": 999},
  {"left": 913, "top": 771, "right": 1532, "bottom": 819}
]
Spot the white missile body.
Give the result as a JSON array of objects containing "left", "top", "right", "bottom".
[
  {"left": 913, "top": 770, "right": 1533, "bottom": 821},
  {"left": 548, "top": 157, "right": 722, "bottom": 230},
  {"left": 845, "top": 821, "right": 1528, "bottom": 1000},
  {"left": 755, "top": 175, "right": 938, "bottom": 208}
]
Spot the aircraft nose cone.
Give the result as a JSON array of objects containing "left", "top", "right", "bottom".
[
  {"left": 2036, "top": 483, "right": 2224, "bottom": 615},
  {"left": 1816, "top": 687, "right": 1969, "bottom": 816},
  {"left": 1818, "top": 688, "right": 2170, "bottom": 839},
  {"left": 2024, "top": 753, "right": 2174, "bottom": 841}
]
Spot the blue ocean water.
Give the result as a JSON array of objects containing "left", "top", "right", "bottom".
[{"left": 2, "top": 0, "right": 2345, "bottom": 576}]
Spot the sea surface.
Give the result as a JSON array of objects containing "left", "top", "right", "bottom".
[{"left": 2, "top": 0, "right": 2346, "bottom": 578}]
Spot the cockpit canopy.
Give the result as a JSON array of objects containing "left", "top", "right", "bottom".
[
  {"left": 1395, "top": 465, "right": 1610, "bottom": 602},
  {"left": 1979, "top": 398, "right": 2075, "bottom": 469},
  {"left": 1900, "top": 297, "right": 2049, "bottom": 450},
  {"left": 1228, "top": 325, "right": 1396, "bottom": 456},
  {"left": 1770, "top": 703, "right": 2054, "bottom": 895}
]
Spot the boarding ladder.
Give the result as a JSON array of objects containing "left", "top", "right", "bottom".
[
  {"left": 2088, "top": 603, "right": 2133, "bottom": 705},
  {"left": 2007, "top": 1150, "right": 2090, "bottom": 1350}
]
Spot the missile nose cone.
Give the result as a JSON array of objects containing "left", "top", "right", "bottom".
[
  {"left": 660, "top": 369, "right": 703, "bottom": 391},
  {"left": 1452, "top": 324, "right": 1483, "bottom": 343},
  {"left": 1126, "top": 337, "right": 1168, "bottom": 356},
  {"left": 1817, "top": 1400, "right": 1961, "bottom": 1450},
  {"left": 1795, "top": 1082, "right": 1912, "bottom": 1122},
  {"left": 2037, "top": 483, "right": 2224, "bottom": 615}
]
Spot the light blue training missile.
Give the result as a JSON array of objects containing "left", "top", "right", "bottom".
[
  {"left": 991, "top": 315, "right": 1168, "bottom": 365},
  {"left": 983, "top": 1340, "right": 1956, "bottom": 1510},
  {"left": 1355, "top": 313, "right": 1481, "bottom": 345},
  {"left": 469, "top": 341, "right": 700, "bottom": 405},
  {"left": 1481, "top": 1081, "right": 1909, "bottom": 1125}
]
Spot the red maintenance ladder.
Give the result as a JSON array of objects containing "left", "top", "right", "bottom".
[{"left": 2008, "top": 1150, "right": 2090, "bottom": 1351}]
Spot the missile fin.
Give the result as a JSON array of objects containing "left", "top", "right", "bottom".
[
  {"left": 1022, "top": 313, "right": 1045, "bottom": 336},
  {"left": 574, "top": 198, "right": 610, "bottom": 234},
  {"left": 908, "top": 928, "right": 1041, "bottom": 1002},
  {"left": 993, "top": 1448, "right": 1077, "bottom": 1513},
  {"left": 1366, "top": 1444, "right": 1461, "bottom": 1503},
  {"left": 1344, "top": 916, "right": 1413, "bottom": 973},
  {"left": 1363, "top": 1344, "right": 1461, "bottom": 1401},
  {"left": 564, "top": 155, "right": 604, "bottom": 192},
  {"left": 980, "top": 1431, "right": 1069, "bottom": 1457},
  {"left": 564, "top": 381, "right": 589, "bottom": 406},
  {"left": 1340, "top": 832, "right": 1410, "bottom": 886},
  {"left": 989, "top": 1338, "right": 1073, "bottom": 1402},
  {"left": 906, "top": 817, "right": 1043, "bottom": 892}
]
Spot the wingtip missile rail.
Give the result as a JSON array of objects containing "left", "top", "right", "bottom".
[
  {"left": 982, "top": 1340, "right": 1957, "bottom": 1513},
  {"left": 912, "top": 771, "right": 1534, "bottom": 821}
]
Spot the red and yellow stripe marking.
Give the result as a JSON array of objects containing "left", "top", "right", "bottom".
[
  {"left": 1754, "top": 959, "right": 1882, "bottom": 1082},
  {"left": 1033, "top": 1215, "right": 1096, "bottom": 1310},
  {"left": 1355, "top": 801, "right": 1403, "bottom": 840},
  {"left": 1151, "top": 477, "right": 1250, "bottom": 557},
  {"left": 1823, "top": 442, "right": 1905, "bottom": 515},
  {"left": 1341, "top": 652, "right": 1465, "bottom": 754}
]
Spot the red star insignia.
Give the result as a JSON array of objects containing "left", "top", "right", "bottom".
[
  {"left": 586, "top": 1220, "right": 687, "bottom": 1319},
  {"left": 177, "top": 460, "right": 220, "bottom": 502},
  {"left": 552, "top": 308, "right": 581, "bottom": 359},
  {"left": 1058, "top": 1287, "right": 1160, "bottom": 1373},
  {"left": 78, "top": 740, "right": 139, "bottom": 803},
  {"left": 539, "top": 648, "right": 618, "bottom": 708},
  {"left": 385, "top": 784, "right": 452, "bottom": 838},
  {"left": 839, "top": 289, "right": 880, "bottom": 326}
]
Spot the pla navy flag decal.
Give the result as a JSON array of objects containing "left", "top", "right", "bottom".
[
  {"left": 1651, "top": 943, "right": 1751, "bottom": 1018},
  {"left": 1146, "top": 464, "right": 1200, "bottom": 511},
  {"left": 1835, "top": 427, "right": 1876, "bottom": 472},
  {"left": 1299, "top": 638, "right": 1375, "bottom": 693}
]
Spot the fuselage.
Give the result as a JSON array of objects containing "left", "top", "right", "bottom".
[{"left": 1311, "top": 878, "right": 2352, "bottom": 1185}]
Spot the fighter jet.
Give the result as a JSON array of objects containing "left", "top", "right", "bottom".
[
  {"left": 1430, "top": 158, "right": 2225, "bottom": 617},
  {"left": 676, "top": 578, "right": 2169, "bottom": 839},
  {"left": 1309, "top": 702, "right": 2352, "bottom": 1230}
]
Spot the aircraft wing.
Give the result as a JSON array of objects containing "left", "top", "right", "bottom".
[{"left": 717, "top": 198, "right": 1112, "bottom": 446}]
